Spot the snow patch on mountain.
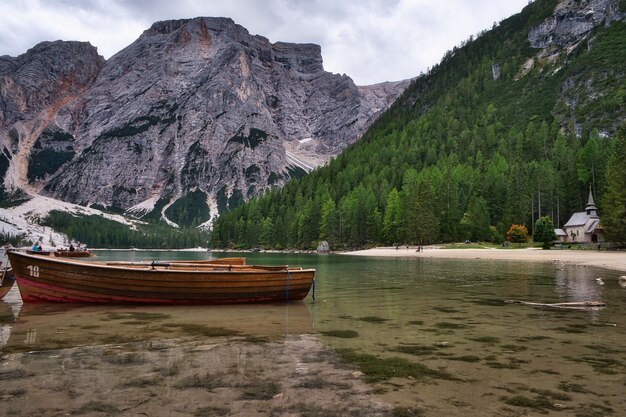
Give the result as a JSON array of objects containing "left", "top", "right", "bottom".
[{"left": 0, "top": 195, "right": 141, "bottom": 247}]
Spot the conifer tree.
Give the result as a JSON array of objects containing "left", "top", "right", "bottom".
[
  {"left": 383, "top": 188, "right": 403, "bottom": 244},
  {"left": 601, "top": 125, "right": 626, "bottom": 244},
  {"left": 319, "top": 198, "right": 338, "bottom": 244}
]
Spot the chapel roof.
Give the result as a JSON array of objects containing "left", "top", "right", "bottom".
[
  {"left": 564, "top": 212, "right": 590, "bottom": 227},
  {"left": 585, "top": 219, "right": 600, "bottom": 234}
]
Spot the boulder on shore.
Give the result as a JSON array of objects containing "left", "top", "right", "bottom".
[{"left": 317, "top": 241, "right": 330, "bottom": 253}]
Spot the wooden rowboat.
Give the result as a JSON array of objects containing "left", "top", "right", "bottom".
[
  {"left": 7, "top": 251, "right": 315, "bottom": 304},
  {"left": 25, "top": 250, "right": 52, "bottom": 256},
  {"left": 0, "top": 267, "right": 15, "bottom": 299},
  {"left": 53, "top": 250, "right": 94, "bottom": 258}
]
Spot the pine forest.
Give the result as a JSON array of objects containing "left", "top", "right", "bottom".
[{"left": 212, "top": 0, "right": 626, "bottom": 250}]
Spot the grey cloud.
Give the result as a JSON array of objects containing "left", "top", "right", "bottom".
[{"left": 0, "top": 0, "right": 531, "bottom": 84}]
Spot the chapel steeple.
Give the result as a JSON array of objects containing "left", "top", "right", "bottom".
[{"left": 585, "top": 186, "right": 598, "bottom": 218}]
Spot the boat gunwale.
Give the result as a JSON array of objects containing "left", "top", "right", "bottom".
[{"left": 8, "top": 251, "right": 316, "bottom": 275}]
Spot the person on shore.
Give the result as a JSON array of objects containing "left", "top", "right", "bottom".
[{"left": 69, "top": 244, "right": 75, "bottom": 252}]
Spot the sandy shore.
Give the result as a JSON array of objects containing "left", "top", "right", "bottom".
[{"left": 344, "top": 246, "right": 626, "bottom": 273}]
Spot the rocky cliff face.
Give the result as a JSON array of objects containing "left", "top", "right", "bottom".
[
  {"left": 525, "top": 0, "right": 625, "bottom": 134},
  {"left": 528, "top": 0, "right": 623, "bottom": 48},
  {"left": 0, "top": 41, "right": 104, "bottom": 199},
  {"left": 0, "top": 17, "right": 408, "bottom": 225}
]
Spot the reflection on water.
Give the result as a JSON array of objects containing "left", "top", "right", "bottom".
[
  {"left": 1, "top": 251, "right": 625, "bottom": 416},
  {"left": 555, "top": 264, "right": 604, "bottom": 300},
  {"left": 1, "top": 301, "right": 313, "bottom": 353},
  {"left": 0, "top": 285, "right": 21, "bottom": 349}
]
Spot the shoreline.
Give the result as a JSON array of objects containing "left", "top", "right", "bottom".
[
  {"left": 342, "top": 246, "right": 626, "bottom": 273},
  {"left": 68, "top": 246, "right": 626, "bottom": 274}
]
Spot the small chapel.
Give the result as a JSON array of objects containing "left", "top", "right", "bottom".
[{"left": 555, "top": 189, "right": 605, "bottom": 244}]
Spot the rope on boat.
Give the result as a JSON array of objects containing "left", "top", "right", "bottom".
[{"left": 311, "top": 273, "right": 316, "bottom": 303}]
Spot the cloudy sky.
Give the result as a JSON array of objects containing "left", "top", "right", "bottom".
[{"left": 0, "top": 0, "right": 530, "bottom": 85}]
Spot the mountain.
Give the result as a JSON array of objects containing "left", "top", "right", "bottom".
[
  {"left": 212, "top": 0, "right": 626, "bottom": 249},
  {"left": 0, "top": 17, "right": 408, "bottom": 228}
]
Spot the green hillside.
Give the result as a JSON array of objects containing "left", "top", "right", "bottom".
[{"left": 212, "top": 0, "right": 626, "bottom": 249}]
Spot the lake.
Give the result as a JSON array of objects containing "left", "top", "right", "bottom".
[{"left": 1, "top": 251, "right": 625, "bottom": 416}]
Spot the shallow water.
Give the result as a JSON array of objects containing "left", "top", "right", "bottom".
[{"left": 1, "top": 251, "right": 625, "bottom": 416}]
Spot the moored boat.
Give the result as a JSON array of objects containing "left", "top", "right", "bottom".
[
  {"left": 6, "top": 251, "right": 315, "bottom": 304},
  {"left": 54, "top": 250, "right": 94, "bottom": 258},
  {"left": 25, "top": 250, "right": 52, "bottom": 256},
  {"left": 0, "top": 267, "right": 15, "bottom": 299}
]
